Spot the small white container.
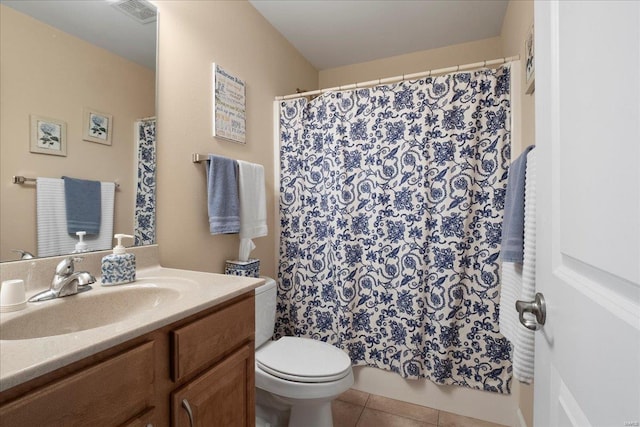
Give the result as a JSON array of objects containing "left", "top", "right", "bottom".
[
  {"left": 73, "top": 231, "right": 89, "bottom": 253},
  {"left": 0, "top": 279, "right": 27, "bottom": 312}
]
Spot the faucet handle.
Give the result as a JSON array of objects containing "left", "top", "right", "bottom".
[{"left": 55, "top": 256, "right": 84, "bottom": 276}]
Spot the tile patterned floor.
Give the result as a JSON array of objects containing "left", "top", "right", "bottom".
[{"left": 332, "top": 389, "right": 509, "bottom": 427}]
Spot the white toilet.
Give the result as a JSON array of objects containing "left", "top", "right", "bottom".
[{"left": 254, "top": 278, "right": 354, "bottom": 427}]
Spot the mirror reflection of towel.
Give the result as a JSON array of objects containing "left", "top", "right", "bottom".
[
  {"left": 37, "top": 178, "right": 114, "bottom": 257},
  {"left": 62, "top": 176, "right": 101, "bottom": 235}
]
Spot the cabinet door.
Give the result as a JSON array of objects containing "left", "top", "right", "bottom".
[{"left": 172, "top": 344, "right": 254, "bottom": 427}]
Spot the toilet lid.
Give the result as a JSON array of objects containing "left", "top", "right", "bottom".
[{"left": 256, "top": 337, "right": 352, "bottom": 383}]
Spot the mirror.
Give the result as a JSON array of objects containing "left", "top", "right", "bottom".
[{"left": 0, "top": 0, "right": 157, "bottom": 262}]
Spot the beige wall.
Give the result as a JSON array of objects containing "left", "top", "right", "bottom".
[
  {"left": 155, "top": 1, "right": 317, "bottom": 278},
  {"left": 319, "top": 37, "right": 503, "bottom": 88},
  {"left": 0, "top": 5, "right": 155, "bottom": 261},
  {"left": 502, "top": 0, "right": 535, "bottom": 158},
  {"left": 501, "top": 2, "right": 535, "bottom": 426}
]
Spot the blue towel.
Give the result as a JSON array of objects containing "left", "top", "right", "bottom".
[
  {"left": 206, "top": 154, "right": 240, "bottom": 234},
  {"left": 500, "top": 145, "right": 535, "bottom": 263},
  {"left": 62, "top": 176, "right": 101, "bottom": 235}
]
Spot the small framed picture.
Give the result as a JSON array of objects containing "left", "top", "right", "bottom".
[
  {"left": 525, "top": 23, "right": 535, "bottom": 95},
  {"left": 30, "top": 115, "right": 67, "bottom": 156},
  {"left": 213, "top": 63, "right": 246, "bottom": 144},
  {"left": 83, "top": 108, "right": 112, "bottom": 145}
]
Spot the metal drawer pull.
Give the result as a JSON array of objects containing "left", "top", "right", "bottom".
[
  {"left": 182, "top": 399, "right": 194, "bottom": 427},
  {"left": 515, "top": 292, "right": 546, "bottom": 331}
]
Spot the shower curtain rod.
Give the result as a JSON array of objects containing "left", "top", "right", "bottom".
[{"left": 276, "top": 55, "right": 519, "bottom": 101}]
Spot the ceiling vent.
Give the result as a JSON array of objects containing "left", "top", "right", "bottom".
[{"left": 111, "top": 0, "right": 157, "bottom": 24}]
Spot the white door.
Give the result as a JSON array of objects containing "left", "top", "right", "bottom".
[{"left": 534, "top": 1, "right": 640, "bottom": 426}]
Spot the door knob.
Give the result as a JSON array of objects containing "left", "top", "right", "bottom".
[{"left": 515, "top": 292, "right": 546, "bottom": 331}]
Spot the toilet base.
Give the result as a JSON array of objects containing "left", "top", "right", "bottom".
[
  {"left": 288, "top": 400, "right": 333, "bottom": 427},
  {"left": 256, "top": 397, "right": 335, "bottom": 427},
  {"left": 256, "top": 388, "right": 290, "bottom": 427}
]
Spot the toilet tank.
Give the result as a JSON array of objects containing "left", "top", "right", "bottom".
[{"left": 255, "top": 277, "right": 277, "bottom": 348}]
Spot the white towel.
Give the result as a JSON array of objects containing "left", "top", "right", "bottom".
[
  {"left": 237, "top": 160, "right": 268, "bottom": 261},
  {"left": 513, "top": 149, "right": 537, "bottom": 383},
  {"left": 498, "top": 149, "right": 537, "bottom": 383},
  {"left": 498, "top": 262, "right": 523, "bottom": 345},
  {"left": 37, "top": 178, "right": 115, "bottom": 257}
]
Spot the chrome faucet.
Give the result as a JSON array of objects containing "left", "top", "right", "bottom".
[{"left": 28, "top": 257, "right": 96, "bottom": 302}]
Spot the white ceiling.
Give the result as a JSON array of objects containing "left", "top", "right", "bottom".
[
  {"left": 1, "top": 0, "right": 156, "bottom": 70},
  {"left": 248, "top": 0, "right": 509, "bottom": 70},
  {"left": 2, "top": 1, "right": 509, "bottom": 72}
]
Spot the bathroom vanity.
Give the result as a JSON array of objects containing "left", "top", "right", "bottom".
[{"left": 0, "top": 247, "right": 262, "bottom": 426}]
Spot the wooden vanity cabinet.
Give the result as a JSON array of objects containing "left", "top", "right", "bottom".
[{"left": 0, "top": 292, "right": 255, "bottom": 427}]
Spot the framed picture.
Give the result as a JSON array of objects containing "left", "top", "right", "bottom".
[
  {"left": 30, "top": 115, "right": 67, "bottom": 156},
  {"left": 212, "top": 63, "right": 246, "bottom": 144},
  {"left": 525, "top": 23, "right": 535, "bottom": 94},
  {"left": 83, "top": 108, "right": 113, "bottom": 145}
]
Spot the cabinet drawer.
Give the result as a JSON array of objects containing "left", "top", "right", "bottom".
[
  {"left": 0, "top": 341, "right": 155, "bottom": 427},
  {"left": 172, "top": 294, "right": 254, "bottom": 382}
]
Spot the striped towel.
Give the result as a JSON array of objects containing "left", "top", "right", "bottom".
[
  {"left": 37, "top": 178, "right": 115, "bottom": 257},
  {"left": 513, "top": 148, "right": 537, "bottom": 382},
  {"left": 498, "top": 149, "right": 537, "bottom": 383},
  {"left": 499, "top": 262, "right": 523, "bottom": 346}
]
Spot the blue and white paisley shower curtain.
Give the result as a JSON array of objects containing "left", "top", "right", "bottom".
[
  {"left": 277, "top": 66, "right": 512, "bottom": 393},
  {"left": 134, "top": 119, "right": 156, "bottom": 246}
]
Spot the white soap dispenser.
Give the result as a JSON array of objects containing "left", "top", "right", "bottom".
[
  {"left": 73, "top": 231, "right": 89, "bottom": 253},
  {"left": 101, "top": 234, "right": 136, "bottom": 286}
]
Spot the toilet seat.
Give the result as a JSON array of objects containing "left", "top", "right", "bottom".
[{"left": 256, "top": 337, "right": 352, "bottom": 383}]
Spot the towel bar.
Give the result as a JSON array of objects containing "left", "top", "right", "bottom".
[
  {"left": 12, "top": 175, "right": 120, "bottom": 189},
  {"left": 192, "top": 153, "right": 209, "bottom": 163}
]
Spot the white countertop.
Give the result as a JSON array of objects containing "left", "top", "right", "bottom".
[{"left": 0, "top": 266, "right": 264, "bottom": 392}]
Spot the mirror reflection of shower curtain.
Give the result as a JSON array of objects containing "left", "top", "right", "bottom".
[
  {"left": 134, "top": 118, "right": 156, "bottom": 246},
  {"left": 277, "top": 66, "right": 513, "bottom": 393}
]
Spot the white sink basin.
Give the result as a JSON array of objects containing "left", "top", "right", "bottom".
[{"left": 0, "top": 277, "right": 196, "bottom": 340}]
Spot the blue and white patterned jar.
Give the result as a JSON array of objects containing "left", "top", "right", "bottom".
[
  {"left": 101, "top": 252, "right": 136, "bottom": 285},
  {"left": 225, "top": 259, "right": 260, "bottom": 278}
]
